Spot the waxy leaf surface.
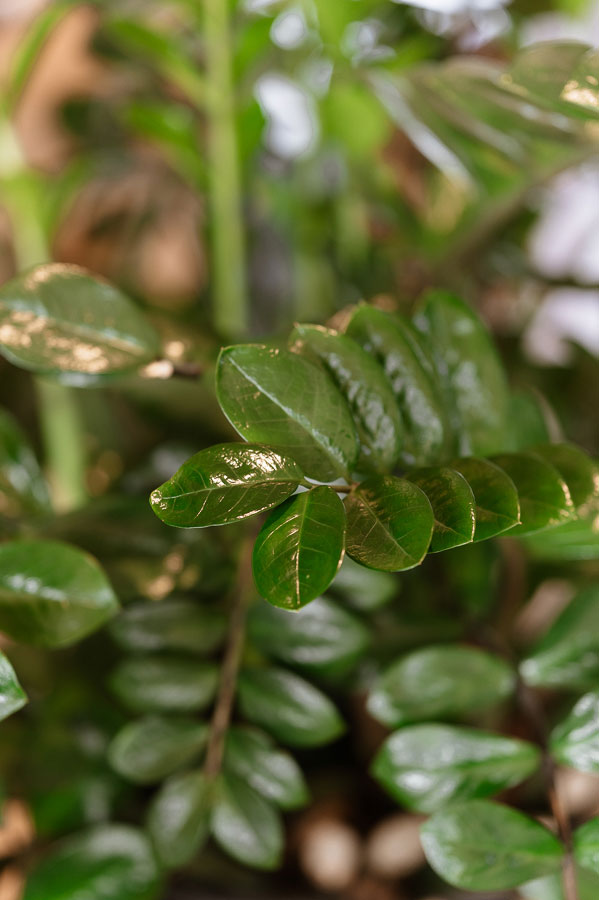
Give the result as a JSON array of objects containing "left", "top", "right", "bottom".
[
  {"left": 109, "top": 655, "right": 218, "bottom": 713},
  {"left": 0, "top": 408, "right": 50, "bottom": 518},
  {"left": 108, "top": 716, "right": 208, "bottom": 784},
  {"left": 147, "top": 770, "right": 210, "bottom": 868},
  {"left": 408, "top": 466, "right": 476, "bottom": 552},
  {"left": 450, "top": 456, "right": 520, "bottom": 541},
  {"left": 0, "top": 650, "right": 27, "bottom": 721},
  {"left": 550, "top": 692, "right": 599, "bottom": 774},
  {"left": 530, "top": 443, "right": 599, "bottom": 510},
  {"left": 491, "top": 452, "right": 574, "bottom": 535},
  {"left": 223, "top": 727, "right": 308, "bottom": 810},
  {"left": 211, "top": 773, "right": 283, "bottom": 870},
  {"left": 109, "top": 599, "right": 226, "bottom": 655}
]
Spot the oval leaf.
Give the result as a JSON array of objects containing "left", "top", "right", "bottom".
[
  {"left": 147, "top": 770, "right": 210, "bottom": 869},
  {"left": 0, "top": 408, "right": 50, "bottom": 518},
  {"left": 0, "top": 264, "right": 160, "bottom": 380},
  {"left": 408, "top": 466, "right": 476, "bottom": 552},
  {"left": 109, "top": 655, "right": 218, "bottom": 713},
  {"left": 550, "top": 692, "right": 599, "bottom": 774},
  {"left": 491, "top": 452, "right": 574, "bottom": 535},
  {"left": 344, "top": 475, "right": 433, "bottom": 571},
  {"left": 451, "top": 456, "right": 520, "bottom": 541},
  {"left": 223, "top": 727, "right": 308, "bottom": 810},
  {"left": 530, "top": 443, "right": 599, "bottom": 510},
  {"left": 252, "top": 486, "right": 346, "bottom": 610},
  {"left": 149, "top": 443, "right": 303, "bottom": 528},
  {"left": 108, "top": 716, "right": 208, "bottom": 784},
  {"left": 216, "top": 344, "right": 358, "bottom": 480},
  {"left": 210, "top": 773, "right": 283, "bottom": 870},
  {"left": 0, "top": 540, "right": 119, "bottom": 647},
  {"left": 574, "top": 818, "right": 599, "bottom": 876},
  {"left": 109, "top": 599, "right": 226, "bottom": 655},
  {"left": 0, "top": 649, "right": 27, "bottom": 721}
]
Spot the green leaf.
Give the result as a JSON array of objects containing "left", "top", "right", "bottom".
[
  {"left": 550, "top": 692, "right": 599, "bottom": 773},
  {"left": 414, "top": 290, "right": 510, "bottom": 457},
  {"left": 344, "top": 305, "right": 446, "bottom": 465},
  {"left": 149, "top": 443, "right": 303, "bottom": 528},
  {"left": 108, "top": 716, "right": 208, "bottom": 784},
  {"left": 408, "top": 466, "right": 476, "bottom": 552},
  {"left": 507, "top": 388, "right": 551, "bottom": 450},
  {"left": 450, "top": 456, "right": 520, "bottom": 541},
  {"left": 248, "top": 595, "right": 369, "bottom": 674},
  {"left": 109, "top": 599, "right": 226, "bottom": 655},
  {"left": 147, "top": 770, "right": 210, "bottom": 869},
  {"left": 0, "top": 264, "right": 160, "bottom": 381},
  {"left": 520, "top": 514, "right": 599, "bottom": 562},
  {"left": 344, "top": 475, "right": 434, "bottom": 571},
  {"left": 372, "top": 724, "right": 540, "bottom": 813},
  {"left": 23, "top": 824, "right": 163, "bottom": 900},
  {"left": 0, "top": 540, "right": 119, "bottom": 648},
  {"left": 491, "top": 452, "right": 574, "bottom": 535},
  {"left": 520, "top": 585, "right": 599, "bottom": 689},
  {"left": 521, "top": 867, "right": 599, "bottom": 900},
  {"left": 237, "top": 667, "right": 344, "bottom": 747},
  {"left": 367, "top": 645, "right": 515, "bottom": 727},
  {"left": 530, "top": 443, "right": 599, "bottom": 510},
  {"left": 420, "top": 800, "right": 563, "bottom": 891},
  {"left": 223, "top": 727, "right": 308, "bottom": 810},
  {"left": 252, "top": 486, "right": 346, "bottom": 611},
  {"left": 329, "top": 555, "right": 397, "bottom": 611},
  {"left": 290, "top": 324, "right": 403, "bottom": 472},
  {"left": 0, "top": 407, "right": 50, "bottom": 518},
  {"left": 210, "top": 773, "right": 283, "bottom": 870},
  {"left": 508, "top": 42, "right": 599, "bottom": 121},
  {"left": 0, "top": 650, "right": 27, "bottom": 721},
  {"left": 574, "top": 818, "right": 599, "bottom": 876},
  {"left": 109, "top": 655, "right": 218, "bottom": 713},
  {"left": 216, "top": 344, "right": 358, "bottom": 480}
]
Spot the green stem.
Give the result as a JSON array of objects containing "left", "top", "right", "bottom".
[{"left": 203, "top": 0, "right": 248, "bottom": 339}]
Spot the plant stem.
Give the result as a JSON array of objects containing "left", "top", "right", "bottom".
[
  {"left": 203, "top": 0, "right": 248, "bottom": 340},
  {"left": 301, "top": 479, "right": 357, "bottom": 493}
]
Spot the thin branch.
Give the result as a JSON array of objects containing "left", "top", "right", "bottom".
[{"left": 301, "top": 480, "right": 358, "bottom": 494}]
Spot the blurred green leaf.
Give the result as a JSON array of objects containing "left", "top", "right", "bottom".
[
  {"left": 223, "top": 727, "right": 308, "bottom": 810},
  {"left": 530, "top": 444, "right": 599, "bottom": 510},
  {"left": 329, "top": 555, "right": 397, "bottom": 611},
  {"left": 211, "top": 773, "right": 283, "bottom": 870},
  {"left": 109, "top": 656, "right": 218, "bottom": 713},
  {"left": 491, "top": 453, "right": 574, "bottom": 535},
  {"left": 147, "top": 770, "right": 210, "bottom": 868},
  {"left": 550, "top": 692, "right": 599, "bottom": 774},
  {"left": 0, "top": 650, "right": 27, "bottom": 722},
  {"left": 0, "top": 407, "right": 50, "bottom": 518},
  {"left": 574, "top": 817, "right": 599, "bottom": 875},
  {"left": 450, "top": 456, "right": 520, "bottom": 541},
  {"left": 109, "top": 600, "right": 227, "bottom": 655},
  {"left": 108, "top": 716, "right": 208, "bottom": 784}
]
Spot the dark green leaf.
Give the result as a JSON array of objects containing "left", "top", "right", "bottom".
[
  {"left": 216, "top": 345, "right": 358, "bottom": 480},
  {"left": 421, "top": 800, "right": 563, "bottom": 890},
  {"left": 520, "top": 585, "right": 599, "bottom": 689},
  {"left": 109, "top": 655, "right": 218, "bottom": 713},
  {"left": 252, "top": 486, "right": 346, "bottom": 610},
  {"left": 149, "top": 443, "right": 303, "bottom": 528},
  {"left": 507, "top": 388, "right": 551, "bottom": 451},
  {"left": 408, "top": 466, "right": 476, "bottom": 552},
  {"left": 574, "top": 818, "right": 599, "bottom": 875},
  {"left": 147, "top": 770, "right": 210, "bottom": 868},
  {"left": 109, "top": 599, "right": 226, "bottom": 655},
  {"left": 23, "top": 824, "right": 163, "bottom": 900},
  {"left": 0, "top": 540, "right": 119, "bottom": 647},
  {"left": 329, "top": 555, "right": 397, "bottom": 611},
  {"left": 367, "top": 645, "right": 515, "bottom": 727},
  {"left": 223, "top": 727, "right": 308, "bottom": 810},
  {"left": 237, "top": 667, "right": 344, "bottom": 747},
  {"left": 491, "top": 452, "right": 574, "bottom": 535},
  {"left": 290, "top": 323, "right": 403, "bottom": 472},
  {"left": 521, "top": 514, "right": 599, "bottom": 562},
  {"left": 210, "top": 773, "right": 283, "bottom": 870},
  {"left": 415, "top": 291, "right": 510, "bottom": 456},
  {"left": 451, "top": 456, "right": 520, "bottom": 541},
  {"left": 550, "top": 692, "right": 599, "bottom": 773},
  {"left": 0, "top": 264, "right": 160, "bottom": 381},
  {"left": 344, "top": 305, "right": 446, "bottom": 465},
  {"left": 344, "top": 475, "right": 434, "bottom": 571},
  {"left": 372, "top": 724, "right": 540, "bottom": 813},
  {"left": 0, "top": 407, "right": 50, "bottom": 518},
  {"left": 108, "top": 716, "right": 208, "bottom": 784},
  {"left": 530, "top": 444, "right": 599, "bottom": 510},
  {"left": 0, "top": 650, "right": 27, "bottom": 721}
]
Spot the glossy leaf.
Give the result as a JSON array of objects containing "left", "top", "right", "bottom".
[
  {"left": 521, "top": 867, "right": 599, "bottom": 900},
  {"left": 223, "top": 727, "right": 308, "bottom": 810},
  {"left": 290, "top": 323, "right": 403, "bottom": 472},
  {"left": 367, "top": 645, "right": 515, "bottom": 727},
  {"left": 520, "top": 585, "right": 599, "bottom": 689},
  {"left": 237, "top": 667, "right": 344, "bottom": 747},
  {"left": 216, "top": 344, "right": 358, "bottom": 480},
  {"left": 451, "top": 456, "right": 520, "bottom": 541},
  {"left": 0, "top": 407, "right": 50, "bottom": 518},
  {"left": 344, "top": 475, "right": 434, "bottom": 571},
  {"left": 0, "top": 264, "right": 160, "bottom": 381},
  {"left": 109, "top": 599, "right": 226, "bottom": 655},
  {"left": 330, "top": 555, "right": 397, "bottom": 611},
  {"left": 211, "top": 773, "right": 283, "bottom": 870},
  {"left": 372, "top": 724, "right": 540, "bottom": 813},
  {"left": 415, "top": 290, "right": 510, "bottom": 457},
  {"left": 491, "top": 452, "right": 574, "bottom": 535},
  {"left": 147, "top": 770, "right": 210, "bottom": 868},
  {"left": 550, "top": 692, "right": 599, "bottom": 773},
  {"left": 23, "top": 824, "right": 163, "bottom": 900},
  {"left": 108, "top": 716, "right": 208, "bottom": 784},
  {"left": 109, "top": 655, "right": 218, "bottom": 713},
  {"left": 421, "top": 800, "right": 563, "bottom": 891},
  {"left": 252, "top": 486, "right": 346, "bottom": 610},
  {"left": 530, "top": 443, "right": 599, "bottom": 510},
  {"left": 0, "top": 650, "right": 27, "bottom": 721},
  {"left": 344, "top": 305, "right": 446, "bottom": 465},
  {"left": 150, "top": 443, "right": 303, "bottom": 528},
  {"left": 408, "top": 466, "right": 476, "bottom": 552},
  {"left": 0, "top": 540, "right": 119, "bottom": 648},
  {"left": 574, "top": 818, "right": 599, "bottom": 876}
]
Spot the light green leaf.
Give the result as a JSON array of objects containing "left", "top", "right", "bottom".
[
  {"left": 421, "top": 800, "right": 563, "bottom": 891},
  {"left": 109, "top": 599, "right": 226, "bottom": 655},
  {"left": 408, "top": 466, "right": 476, "bottom": 552},
  {"left": 530, "top": 444, "right": 599, "bottom": 510},
  {"left": 210, "top": 773, "right": 283, "bottom": 870},
  {"left": 367, "top": 645, "right": 515, "bottom": 727},
  {"left": 372, "top": 724, "right": 540, "bottom": 813},
  {"left": 0, "top": 264, "right": 160, "bottom": 381},
  {"left": 0, "top": 650, "right": 27, "bottom": 722},
  {"left": 223, "top": 727, "right": 308, "bottom": 810},
  {"left": 507, "top": 388, "right": 551, "bottom": 451},
  {"left": 344, "top": 475, "right": 434, "bottom": 571},
  {"left": 108, "top": 716, "right": 208, "bottom": 784},
  {"left": 252, "top": 486, "right": 346, "bottom": 610},
  {"left": 149, "top": 443, "right": 303, "bottom": 528},
  {"left": 450, "top": 456, "right": 520, "bottom": 541},
  {"left": 550, "top": 692, "right": 599, "bottom": 774},
  {"left": 329, "top": 555, "right": 397, "bottom": 611},
  {"left": 147, "top": 770, "right": 210, "bottom": 868},
  {"left": 521, "top": 867, "right": 599, "bottom": 900},
  {"left": 0, "top": 407, "right": 50, "bottom": 518},
  {"left": 237, "top": 666, "right": 344, "bottom": 747},
  {"left": 216, "top": 344, "right": 358, "bottom": 480},
  {"left": 574, "top": 818, "right": 599, "bottom": 875},
  {"left": 491, "top": 452, "right": 574, "bottom": 535},
  {"left": 520, "top": 514, "right": 599, "bottom": 562},
  {"left": 109, "top": 655, "right": 218, "bottom": 713},
  {"left": 0, "top": 540, "right": 119, "bottom": 648}
]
